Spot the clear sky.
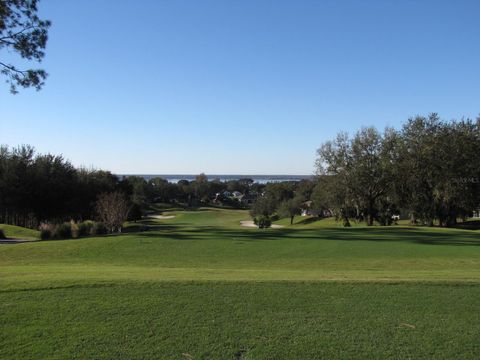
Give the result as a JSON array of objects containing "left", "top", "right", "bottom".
[{"left": 1, "top": 0, "right": 479, "bottom": 175}]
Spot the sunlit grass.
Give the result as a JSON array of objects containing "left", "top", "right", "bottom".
[{"left": 1, "top": 208, "right": 480, "bottom": 359}]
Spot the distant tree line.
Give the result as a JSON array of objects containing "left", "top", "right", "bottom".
[
  {"left": 314, "top": 114, "right": 480, "bottom": 227},
  {"left": 0, "top": 145, "right": 273, "bottom": 231},
  {"left": 2, "top": 113, "right": 478, "bottom": 233},
  {"left": 0, "top": 145, "right": 133, "bottom": 229}
]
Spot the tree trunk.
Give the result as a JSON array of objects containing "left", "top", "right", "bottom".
[
  {"left": 368, "top": 213, "right": 374, "bottom": 226},
  {"left": 367, "top": 200, "right": 374, "bottom": 226}
]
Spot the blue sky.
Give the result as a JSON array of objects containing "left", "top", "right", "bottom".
[{"left": 1, "top": 0, "right": 479, "bottom": 175}]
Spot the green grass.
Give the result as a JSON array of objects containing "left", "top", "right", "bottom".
[
  {"left": 1, "top": 208, "right": 480, "bottom": 358},
  {"left": 2, "top": 282, "right": 479, "bottom": 359},
  {"left": 0, "top": 224, "right": 40, "bottom": 240}
]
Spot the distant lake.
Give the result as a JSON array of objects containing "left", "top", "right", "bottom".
[{"left": 119, "top": 174, "right": 314, "bottom": 184}]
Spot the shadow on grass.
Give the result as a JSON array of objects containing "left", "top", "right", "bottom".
[
  {"left": 294, "top": 217, "right": 324, "bottom": 226},
  {"left": 134, "top": 225, "right": 480, "bottom": 247},
  {"left": 453, "top": 220, "right": 480, "bottom": 231}
]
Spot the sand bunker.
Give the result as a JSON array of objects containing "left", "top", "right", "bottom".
[
  {"left": 240, "top": 220, "right": 284, "bottom": 229},
  {"left": 150, "top": 215, "right": 176, "bottom": 220}
]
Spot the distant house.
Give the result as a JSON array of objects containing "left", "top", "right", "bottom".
[
  {"left": 214, "top": 191, "right": 232, "bottom": 203},
  {"left": 301, "top": 209, "right": 322, "bottom": 217},
  {"left": 214, "top": 190, "right": 258, "bottom": 206},
  {"left": 300, "top": 201, "right": 327, "bottom": 217},
  {"left": 232, "top": 191, "right": 243, "bottom": 199}
]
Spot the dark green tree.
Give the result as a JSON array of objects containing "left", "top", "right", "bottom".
[
  {"left": 0, "top": 0, "right": 51, "bottom": 93},
  {"left": 349, "top": 127, "right": 396, "bottom": 226},
  {"left": 278, "top": 197, "right": 303, "bottom": 225},
  {"left": 250, "top": 196, "right": 276, "bottom": 228},
  {"left": 315, "top": 132, "right": 354, "bottom": 226}
]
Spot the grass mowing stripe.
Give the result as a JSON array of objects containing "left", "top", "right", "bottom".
[{"left": 1, "top": 282, "right": 480, "bottom": 359}]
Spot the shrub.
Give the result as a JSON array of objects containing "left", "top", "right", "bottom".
[
  {"left": 0, "top": 229, "right": 6, "bottom": 239},
  {"left": 39, "top": 223, "right": 55, "bottom": 240},
  {"left": 92, "top": 222, "right": 108, "bottom": 235},
  {"left": 77, "top": 220, "right": 95, "bottom": 237},
  {"left": 40, "top": 229, "right": 52, "bottom": 240},
  {"left": 254, "top": 215, "right": 272, "bottom": 229},
  {"left": 53, "top": 223, "right": 72, "bottom": 239},
  {"left": 70, "top": 220, "right": 79, "bottom": 238}
]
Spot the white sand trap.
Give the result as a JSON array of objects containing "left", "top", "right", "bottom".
[
  {"left": 240, "top": 220, "right": 284, "bottom": 229},
  {"left": 150, "top": 215, "right": 176, "bottom": 220}
]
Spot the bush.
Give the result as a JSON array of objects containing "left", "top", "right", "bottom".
[
  {"left": 70, "top": 220, "right": 79, "bottom": 238},
  {"left": 92, "top": 222, "right": 108, "bottom": 235},
  {"left": 77, "top": 220, "right": 95, "bottom": 237},
  {"left": 40, "top": 229, "right": 52, "bottom": 240},
  {"left": 39, "top": 223, "right": 55, "bottom": 240},
  {"left": 53, "top": 223, "right": 72, "bottom": 239},
  {"left": 0, "top": 229, "right": 6, "bottom": 239},
  {"left": 253, "top": 215, "right": 272, "bottom": 229}
]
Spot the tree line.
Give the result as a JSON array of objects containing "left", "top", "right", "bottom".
[
  {"left": 314, "top": 114, "right": 480, "bottom": 227},
  {"left": 248, "top": 114, "right": 480, "bottom": 228},
  {"left": 2, "top": 113, "right": 479, "bottom": 233},
  {"left": 0, "top": 145, "right": 135, "bottom": 233},
  {"left": 0, "top": 145, "right": 271, "bottom": 231}
]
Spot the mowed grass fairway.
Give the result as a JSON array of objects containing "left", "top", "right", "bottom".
[{"left": 1, "top": 208, "right": 480, "bottom": 359}]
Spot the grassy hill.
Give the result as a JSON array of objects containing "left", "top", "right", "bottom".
[
  {"left": 0, "top": 224, "right": 40, "bottom": 240},
  {"left": 1, "top": 208, "right": 480, "bottom": 359}
]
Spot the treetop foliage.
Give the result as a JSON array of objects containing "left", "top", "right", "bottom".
[
  {"left": 314, "top": 113, "right": 480, "bottom": 227},
  {"left": 0, "top": 0, "right": 51, "bottom": 93}
]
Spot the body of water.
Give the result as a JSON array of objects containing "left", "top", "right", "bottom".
[{"left": 119, "top": 174, "right": 313, "bottom": 184}]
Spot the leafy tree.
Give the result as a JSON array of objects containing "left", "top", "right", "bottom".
[
  {"left": 396, "top": 114, "right": 442, "bottom": 226},
  {"left": 295, "top": 179, "right": 315, "bottom": 201},
  {"left": 250, "top": 196, "right": 276, "bottom": 228},
  {"left": 192, "top": 173, "right": 209, "bottom": 203},
  {"left": 123, "top": 176, "right": 148, "bottom": 205},
  {"left": 278, "top": 197, "right": 303, "bottom": 225},
  {"left": 311, "top": 175, "right": 353, "bottom": 226},
  {"left": 315, "top": 133, "right": 355, "bottom": 226},
  {"left": 397, "top": 115, "right": 480, "bottom": 226},
  {"left": 73, "top": 169, "right": 120, "bottom": 220},
  {"left": 250, "top": 196, "right": 276, "bottom": 218},
  {"left": 30, "top": 152, "right": 77, "bottom": 223},
  {"left": 264, "top": 182, "right": 295, "bottom": 208},
  {"left": 0, "top": 0, "right": 51, "bottom": 93},
  {"left": 316, "top": 128, "right": 397, "bottom": 226},
  {"left": 316, "top": 113, "right": 480, "bottom": 227},
  {"left": 238, "top": 178, "right": 254, "bottom": 193},
  {"left": 176, "top": 179, "right": 193, "bottom": 205},
  {"left": 127, "top": 202, "right": 143, "bottom": 222},
  {"left": 349, "top": 127, "right": 396, "bottom": 225}
]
